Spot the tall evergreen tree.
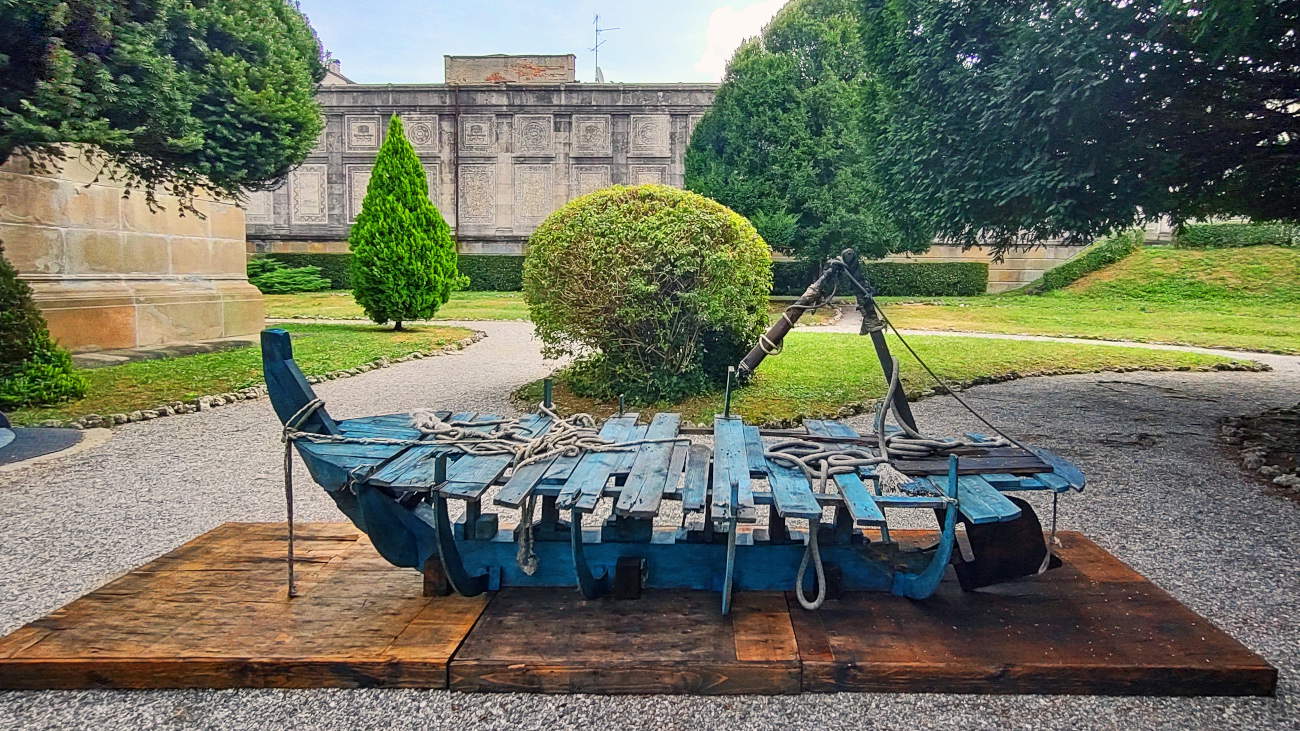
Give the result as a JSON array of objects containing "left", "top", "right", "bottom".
[
  {"left": 0, "top": 244, "right": 86, "bottom": 410},
  {"left": 349, "top": 116, "right": 457, "bottom": 329}
]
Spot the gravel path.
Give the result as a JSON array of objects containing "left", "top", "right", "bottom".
[{"left": 1, "top": 321, "right": 1297, "bottom": 729}]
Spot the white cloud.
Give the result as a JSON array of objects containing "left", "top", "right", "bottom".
[{"left": 693, "top": 0, "right": 786, "bottom": 80}]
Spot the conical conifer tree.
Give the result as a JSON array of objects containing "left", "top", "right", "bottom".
[
  {"left": 0, "top": 244, "right": 87, "bottom": 409},
  {"left": 349, "top": 116, "right": 458, "bottom": 329}
]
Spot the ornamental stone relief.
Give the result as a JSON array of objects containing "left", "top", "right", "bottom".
[
  {"left": 347, "top": 165, "right": 372, "bottom": 222},
  {"left": 424, "top": 162, "right": 441, "bottom": 210},
  {"left": 289, "top": 164, "right": 329, "bottom": 224},
  {"left": 630, "top": 165, "right": 667, "bottom": 185},
  {"left": 571, "top": 164, "right": 611, "bottom": 198},
  {"left": 513, "top": 115, "right": 554, "bottom": 155},
  {"left": 460, "top": 114, "right": 495, "bottom": 154},
  {"left": 346, "top": 115, "right": 382, "bottom": 151},
  {"left": 459, "top": 164, "right": 496, "bottom": 224},
  {"left": 571, "top": 115, "right": 612, "bottom": 156},
  {"left": 244, "top": 190, "right": 273, "bottom": 224},
  {"left": 403, "top": 115, "right": 439, "bottom": 152},
  {"left": 513, "top": 164, "right": 553, "bottom": 228},
  {"left": 629, "top": 114, "right": 670, "bottom": 156}
]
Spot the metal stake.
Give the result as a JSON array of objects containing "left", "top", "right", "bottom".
[
  {"left": 543, "top": 377, "right": 553, "bottom": 409},
  {"left": 723, "top": 366, "right": 735, "bottom": 417}
]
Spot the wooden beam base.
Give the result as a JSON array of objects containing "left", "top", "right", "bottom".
[{"left": 0, "top": 523, "right": 1276, "bottom": 696}]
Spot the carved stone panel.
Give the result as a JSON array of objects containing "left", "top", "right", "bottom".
[
  {"left": 572, "top": 115, "right": 612, "bottom": 156},
  {"left": 289, "top": 164, "right": 329, "bottom": 224},
  {"left": 571, "top": 164, "right": 611, "bottom": 198},
  {"left": 629, "top": 115, "right": 670, "bottom": 157},
  {"left": 244, "top": 190, "right": 274, "bottom": 224},
  {"left": 630, "top": 165, "right": 667, "bottom": 185},
  {"left": 513, "top": 164, "right": 553, "bottom": 229},
  {"left": 513, "top": 115, "right": 554, "bottom": 155},
  {"left": 460, "top": 114, "right": 495, "bottom": 155},
  {"left": 458, "top": 164, "right": 496, "bottom": 225},
  {"left": 310, "top": 129, "right": 328, "bottom": 156},
  {"left": 404, "top": 115, "right": 439, "bottom": 153},
  {"left": 346, "top": 165, "right": 372, "bottom": 222},
  {"left": 423, "top": 162, "right": 441, "bottom": 210},
  {"left": 346, "top": 115, "right": 382, "bottom": 152}
]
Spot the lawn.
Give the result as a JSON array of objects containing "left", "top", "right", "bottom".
[
  {"left": 265, "top": 290, "right": 838, "bottom": 326},
  {"left": 881, "top": 246, "right": 1300, "bottom": 354},
  {"left": 518, "top": 331, "right": 1256, "bottom": 425},
  {"left": 10, "top": 323, "right": 474, "bottom": 426}
]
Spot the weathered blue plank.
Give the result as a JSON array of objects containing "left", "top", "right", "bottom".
[
  {"left": 541, "top": 412, "right": 638, "bottom": 484},
  {"left": 367, "top": 412, "right": 502, "bottom": 489},
  {"left": 616, "top": 413, "right": 683, "bottom": 518},
  {"left": 954, "top": 474, "right": 1023, "bottom": 524},
  {"left": 556, "top": 414, "right": 640, "bottom": 512},
  {"left": 712, "top": 416, "right": 755, "bottom": 521},
  {"left": 804, "top": 420, "right": 887, "bottom": 526},
  {"left": 742, "top": 426, "right": 768, "bottom": 477},
  {"left": 1033, "top": 471, "right": 1073, "bottom": 492},
  {"left": 663, "top": 442, "right": 690, "bottom": 496},
  {"left": 441, "top": 414, "right": 553, "bottom": 501},
  {"left": 681, "top": 444, "right": 712, "bottom": 512},
  {"left": 764, "top": 447, "right": 822, "bottom": 520},
  {"left": 983, "top": 472, "right": 1051, "bottom": 491}
]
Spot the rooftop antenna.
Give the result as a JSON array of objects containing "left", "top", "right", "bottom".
[{"left": 591, "top": 13, "right": 619, "bottom": 82}]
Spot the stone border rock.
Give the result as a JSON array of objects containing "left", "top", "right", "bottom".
[
  {"left": 1220, "top": 402, "right": 1300, "bottom": 498},
  {"left": 41, "top": 331, "right": 486, "bottom": 431}
]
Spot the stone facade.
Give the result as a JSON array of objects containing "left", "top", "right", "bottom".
[
  {"left": 0, "top": 149, "right": 263, "bottom": 352},
  {"left": 245, "top": 82, "right": 717, "bottom": 255},
  {"left": 445, "top": 54, "right": 576, "bottom": 84}
]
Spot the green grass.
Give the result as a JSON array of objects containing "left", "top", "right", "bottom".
[
  {"left": 519, "top": 331, "right": 1255, "bottom": 425},
  {"left": 264, "top": 290, "right": 531, "bottom": 321},
  {"left": 10, "top": 322, "right": 474, "bottom": 426},
  {"left": 881, "top": 246, "right": 1300, "bottom": 354},
  {"left": 265, "top": 290, "right": 837, "bottom": 325}
]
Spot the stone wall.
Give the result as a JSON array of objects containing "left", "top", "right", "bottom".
[
  {"left": 0, "top": 150, "right": 263, "bottom": 352},
  {"left": 245, "top": 83, "right": 718, "bottom": 256}
]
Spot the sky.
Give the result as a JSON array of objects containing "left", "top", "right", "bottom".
[{"left": 298, "top": 0, "right": 786, "bottom": 84}]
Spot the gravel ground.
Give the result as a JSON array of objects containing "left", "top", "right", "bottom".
[{"left": 0, "top": 321, "right": 1297, "bottom": 730}]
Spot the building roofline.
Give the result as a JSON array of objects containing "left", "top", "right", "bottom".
[{"left": 318, "top": 82, "right": 720, "bottom": 91}]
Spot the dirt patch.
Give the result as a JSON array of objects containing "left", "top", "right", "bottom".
[{"left": 1221, "top": 402, "right": 1300, "bottom": 502}]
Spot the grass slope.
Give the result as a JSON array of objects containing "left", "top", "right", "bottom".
[
  {"left": 883, "top": 246, "right": 1300, "bottom": 354},
  {"left": 520, "top": 331, "right": 1255, "bottom": 425},
  {"left": 11, "top": 323, "right": 474, "bottom": 425}
]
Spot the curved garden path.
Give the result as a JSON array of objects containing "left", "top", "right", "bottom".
[{"left": 0, "top": 319, "right": 1296, "bottom": 729}]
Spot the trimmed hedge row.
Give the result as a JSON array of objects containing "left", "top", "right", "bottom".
[
  {"left": 1174, "top": 222, "right": 1299, "bottom": 249},
  {"left": 773, "top": 259, "right": 988, "bottom": 296},
  {"left": 253, "top": 253, "right": 988, "bottom": 296},
  {"left": 1024, "top": 229, "right": 1143, "bottom": 293}
]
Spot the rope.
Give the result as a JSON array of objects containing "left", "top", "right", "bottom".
[
  {"left": 756, "top": 278, "right": 841, "bottom": 356},
  {"left": 280, "top": 398, "right": 327, "bottom": 598},
  {"left": 795, "top": 517, "right": 825, "bottom": 610}
]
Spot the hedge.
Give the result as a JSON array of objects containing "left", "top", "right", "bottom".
[
  {"left": 773, "top": 259, "right": 987, "bottom": 296},
  {"left": 1023, "top": 229, "right": 1143, "bottom": 293},
  {"left": 254, "top": 253, "right": 987, "bottom": 296},
  {"left": 1174, "top": 222, "right": 1299, "bottom": 249}
]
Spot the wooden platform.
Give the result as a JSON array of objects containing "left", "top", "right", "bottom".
[{"left": 0, "top": 523, "right": 1276, "bottom": 696}]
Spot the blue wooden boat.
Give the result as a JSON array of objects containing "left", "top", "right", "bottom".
[{"left": 263, "top": 328, "right": 1083, "bottom": 612}]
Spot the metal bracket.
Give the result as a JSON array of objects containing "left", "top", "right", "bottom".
[{"left": 721, "top": 479, "right": 739, "bottom": 615}]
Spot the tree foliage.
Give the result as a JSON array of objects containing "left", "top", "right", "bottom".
[
  {"left": 0, "top": 0, "right": 325, "bottom": 206},
  {"left": 685, "top": 0, "right": 933, "bottom": 263},
  {"left": 524, "top": 185, "right": 772, "bottom": 402},
  {"left": 875, "top": 0, "right": 1300, "bottom": 252},
  {"left": 349, "top": 116, "right": 458, "bottom": 330},
  {"left": 0, "top": 244, "right": 86, "bottom": 410}
]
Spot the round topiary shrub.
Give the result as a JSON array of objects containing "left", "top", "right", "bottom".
[{"left": 524, "top": 185, "right": 772, "bottom": 402}]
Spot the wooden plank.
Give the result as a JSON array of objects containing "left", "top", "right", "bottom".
[
  {"left": 804, "top": 420, "right": 886, "bottom": 526},
  {"left": 954, "top": 474, "right": 1022, "bottom": 524},
  {"left": 712, "top": 416, "right": 755, "bottom": 521},
  {"left": 440, "top": 414, "right": 553, "bottom": 501},
  {"left": 449, "top": 589, "right": 799, "bottom": 694},
  {"left": 790, "top": 531, "right": 1277, "bottom": 696},
  {"left": 662, "top": 443, "right": 690, "bottom": 496},
  {"left": 680, "top": 445, "right": 712, "bottom": 512},
  {"left": 364, "top": 411, "right": 478, "bottom": 488},
  {"left": 742, "top": 426, "right": 768, "bottom": 476},
  {"left": 616, "top": 413, "right": 684, "bottom": 518},
  {"left": 556, "top": 414, "right": 639, "bottom": 512},
  {"left": 764, "top": 448, "right": 822, "bottom": 520},
  {"left": 0, "top": 522, "right": 489, "bottom": 690}
]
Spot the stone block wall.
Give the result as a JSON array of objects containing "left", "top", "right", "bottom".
[{"left": 0, "top": 149, "right": 263, "bottom": 352}]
